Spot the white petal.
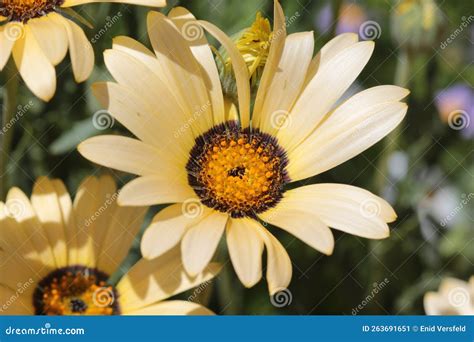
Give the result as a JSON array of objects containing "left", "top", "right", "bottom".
[
  {"left": 0, "top": 24, "right": 16, "bottom": 70},
  {"left": 124, "top": 300, "right": 214, "bottom": 315}
]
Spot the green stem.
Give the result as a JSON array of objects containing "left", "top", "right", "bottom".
[{"left": 1, "top": 59, "right": 19, "bottom": 199}]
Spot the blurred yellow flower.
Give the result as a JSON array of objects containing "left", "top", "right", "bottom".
[
  {"left": 0, "top": 0, "right": 165, "bottom": 101},
  {"left": 0, "top": 175, "right": 218, "bottom": 315},
  {"left": 424, "top": 276, "right": 474, "bottom": 315},
  {"left": 79, "top": 1, "right": 408, "bottom": 294}
]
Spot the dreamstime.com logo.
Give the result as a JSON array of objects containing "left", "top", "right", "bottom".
[
  {"left": 270, "top": 288, "right": 293, "bottom": 308},
  {"left": 5, "top": 323, "right": 85, "bottom": 336}
]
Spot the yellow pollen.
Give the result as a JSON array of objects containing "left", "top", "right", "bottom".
[{"left": 0, "top": 0, "right": 62, "bottom": 22}]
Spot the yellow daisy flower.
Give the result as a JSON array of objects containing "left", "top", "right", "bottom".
[
  {"left": 0, "top": 0, "right": 165, "bottom": 101},
  {"left": 0, "top": 175, "right": 219, "bottom": 315},
  {"left": 424, "top": 276, "right": 474, "bottom": 315},
  {"left": 78, "top": 2, "right": 409, "bottom": 294}
]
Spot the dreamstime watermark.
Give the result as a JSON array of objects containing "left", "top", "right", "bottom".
[
  {"left": 440, "top": 15, "right": 474, "bottom": 49},
  {"left": 83, "top": 191, "right": 119, "bottom": 228},
  {"left": 359, "top": 20, "right": 382, "bottom": 40},
  {"left": 3, "top": 22, "right": 25, "bottom": 41},
  {"left": 187, "top": 280, "right": 212, "bottom": 302},
  {"left": 1, "top": 101, "right": 34, "bottom": 136},
  {"left": 270, "top": 110, "right": 292, "bottom": 130},
  {"left": 351, "top": 278, "right": 390, "bottom": 315},
  {"left": 447, "top": 110, "right": 470, "bottom": 131},
  {"left": 2, "top": 198, "right": 27, "bottom": 219},
  {"left": 447, "top": 286, "right": 470, "bottom": 308},
  {"left": 181, "top": 21, "right": 204, "bottom": 42},
  {"left": 181, "top": 198, "right": 204, "bottom": 219},
  {"left": 0, "top": 278, "right": 34, "bottom": 313},
  {"left": 5, "top": 323, "right": 85, "bottom": 336},
  {"left": 359, "top": 198, "right": 381, "bottom": 219},
  {"left": 440, "top": 192, "right": 473, "bottom": 227},
  {"left": 173, "top": 101, "right": 211, "bottom": 138},
  {"left": 92, "top": 110, "right": 115, "bottom": 130},
  {"left": 92, "top": 287, "right": 115, "bottom": 308},
  {"left": 271, "top": 11, "right": 301, "bottom": 43},
  {"left": 91, "top": 12, "right": 123, "bottom": 44},
  {"left": 270, "top": 288, "right": 293, "bottom": 308}
]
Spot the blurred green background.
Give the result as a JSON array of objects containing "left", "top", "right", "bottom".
[{"left": 1, "top": 0, "right": 472, "bottom": 314}]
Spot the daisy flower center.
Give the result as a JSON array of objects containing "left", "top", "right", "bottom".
[
  {"left": 186, "top": 121, "right": 289, "bottom": 218},
  {"left": 0, "top": 0, "right": 63, "bottom": 22},
  {"left": 226, "top": 12, "right": 272, "bottom": 85},
  {"left": 33, "top": 266, "right": 119, "bottom": 315}
]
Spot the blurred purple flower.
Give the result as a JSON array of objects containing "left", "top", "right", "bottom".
[
  {"left": 434, "top": 84, "right": 473, "bottom": 138},
  {"left": 315, "top": 2, "right": 367, "bottom": 35}
]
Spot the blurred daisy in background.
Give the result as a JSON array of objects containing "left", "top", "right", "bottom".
[
  {"left": 424, "top": 276, "right": 474, "bottom": 315},
  {"left": 79, "top": 1, "right": 408, "bottom": 295},
  {"left": 434, "top": 84, "right": 473, "bottom": 139},
  {"left": 0, "top": 0, "right": 165, "bottom": 101},
  {"left": 0, "top": 175, "right": 218, "bottom": 315}
]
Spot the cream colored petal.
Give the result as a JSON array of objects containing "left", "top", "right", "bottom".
[
  {"left": 255, "top": 225, "right": 292, "bottom": 296},
  {"left": 78, "top": 135, "right": 185, "bottom": 180},
  {"left": 226, "top": 218, "right": 264, "bottom": 288},
  {"left": 224, "top": 97, "right": 239, "bottom": 122},
  {"left": 54, "top": 16, "right": 93, "bottom": 82},
  {"left": 97, "top": 205, "right": 147, "bottom": 275},
  {"left": 6, "top": 188, "right": 57, "bottom": 270},
  {"left": 259, "top": 207, "right": 334, "bottom": 255},
  {"left": 124, "top": 300, "right": 214, "bottom": 315},
  {"left": 71, "top": 176, "right": 100, "bottom": 267},
  {"left": 198, "top": 20, "right": 250, "bottom": 127},
  {"left": 303, "top": 33, "right": 359, "bottom": 88},
  {"left": 117, "top": 247, "right": 221, "bottom": 312},
  {"left": 168, "top": 7, "right": 225, "bottom": 125},
  {"left": 256, "top": 32, "right": 314, "bottom": 134},
  {"left": 141, "top": 203, "right": 210, "bottom": 260},
  {"left": 424, "top": 292, "right": 461, "bottom": 315},
  {"left": 12, "top": 27, "right": 56, "bottom": 101},
  {"left": 281, "top": 184, "right": 393, "bottom": 239},
  {"left": 91, "top": 82, "right": 194, "bottom": 157},
  {"left": 288, "top": 102, "right": 407, "bottom": 181},
  {"left": 31, "top": 177, "right": 68, "bottom": 268},
  {"left": 253, "top": 0, "right": 286, "bottom": 124},
  {"left": 62, "top": 0, "right": 165, "bottom": 6},
  {"left": 118, "top": 176, "right": 195, "bottom": 207},
  {"left": 28, "top": 13, "right": 68, "bottom": 66},
  {"left": 0, "top": 285, "right": 34, "bottom": 315},
  {"left": 181, "top": 212, "right": 228, "bottom": 276},
  {"left": 147, "top": 11, "right": 213, "bottom": 136},
  {"left": 49, "top": 179, "right": 76, "bottom": 265},
  {"left": 277, "top": 41, "right": 375, "bottom": 151},
  {"left": 0, "top": 24, "right": 15, "bottom": 70}
]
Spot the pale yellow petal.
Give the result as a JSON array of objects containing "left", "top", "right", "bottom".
[
  {"left": 141, "top": 203, "right": 210, "bottom": 260},
  {"left": 253, "top": 0, "right": 286, "bottom": 125},
  {"left": 198, "top": 20, "right": 250, "bottom": 127},
  {"left": 118, "top": 176, "right": 195, "bottom": 207},
  {"left": 288, "top": 102, "right": 407, "bottom": 180},
  {"left": 117, "top": 247, "right": 221, "bottom": 312},
  {"left": 259, "top": 207, "right": 334, "bottom": 255},
  {"left": 168, "top": 7, "right": 225, "bottom": 125},
  {"left": 147, "top": 11, "right": 213, "bottom": 136},
  {"left": 31, "top": 177, "right": 68, "bottom": 267},
  {"left": 12, "top": 27, "right": 56, "bottom": 101},
  {"left": 54, "top": 15, "right": 93, "bottom": 82},
  {"left": 0, "top": 24, "right": 15, "bottom": 70},
  {"left": 124, "top": 300, "right": 214, "bottom": 315},
  {"left": 280, "top": 184, "right": 393, "bottom": 239},
  {"left": 0, "top": 285, "right": 34, "bottom": 315},
  {"left": 28, "top": 13, "right": 68, "bottom": 65},
  {"left": 78, "top": 135, "right": 185, "bottom": 180},
  {"left": 226, "top": 218, "right": 264, "bottom": 288},
  {"left": 255, "top": 225, "right": 292, "bottom": 296},
  {"left": 277, "top": 41, "right": 375, "bottom": 151},
  {"left": 181, "top": 212, "right": 228, "bottom": 276},
  {"left": 256, "top": 32, "right": 314, "bottom": 134}
]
